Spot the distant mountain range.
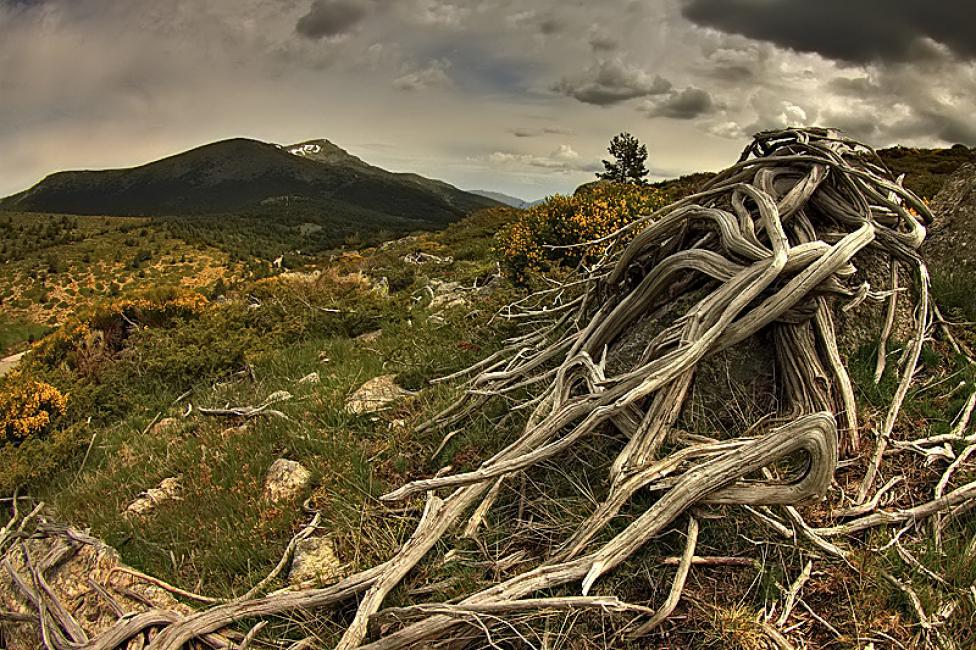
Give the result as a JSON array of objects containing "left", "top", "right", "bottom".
[
  {"left": 0, "top": 138, "right": 501, "bottom": 231},
  {"left": 467, "top": 190, "right": 543, "bottom": 210}
]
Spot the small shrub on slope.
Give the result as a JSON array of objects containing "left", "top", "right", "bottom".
[
  {"left": 497, "top": 183, "right": 669, "bottom": 283},
  {"left": 0, "top": 379, "right": 67, "bottom": 444}
]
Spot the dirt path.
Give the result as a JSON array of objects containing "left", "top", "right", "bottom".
[{"left": 0, "top": 352, "right": 26, "bottom": 377}]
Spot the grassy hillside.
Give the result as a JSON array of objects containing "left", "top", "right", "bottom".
[
  {"left": 3, "top": 148, "right": 976, "bottom": 647},
  {"left": 0, "top": 212, "right": 249, "bottom": 353},
  {"left": 2, "top": 175, "right": 975, "bottom": 647},
  {"left": 877, "top": 144, "right": 976, "bottom": 199}
]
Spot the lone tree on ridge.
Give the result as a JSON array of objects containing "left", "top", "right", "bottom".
[{"left": 597, "top": 132, "right": 649, "bottom": 184}]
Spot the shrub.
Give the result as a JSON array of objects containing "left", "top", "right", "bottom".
[
  {"left": 32, "top": 289, "right": 209, "bottom": 370},
  {"left": 0, "top": 379, "right": 68, "bottom": 445},
  {"left": 496, "top": 183, "right": 669, "bottom": 283}
]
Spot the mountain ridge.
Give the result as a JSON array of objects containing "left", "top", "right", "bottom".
[{"left": 0, "top": 137, "right": 500, "bottom": 224}]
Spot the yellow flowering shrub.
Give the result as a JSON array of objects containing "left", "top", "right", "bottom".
[
  {"left": 0, "top": 379, "right": 68, "bottom": 445},
  {"left": 497, "top": 183, "right": 669, "bottom": 283},
  {"left": 32, "top": 289, "right": 209, "bottom": 369}
]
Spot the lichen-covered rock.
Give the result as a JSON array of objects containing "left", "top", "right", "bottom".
[
  {"left": 289, "top": 536, "right": 344, "bottom": 586},
  {"left": 124, "top": 477, "right": 182, "bottom": 517},
  {"left": 0, "top": 528, "right": 192, "bottom": 650},
  {"left": 345, "top": 375, "right": 411, "bottom": 414},
  {"left": 263, "top": 459, "right": 311, "bottom": 503}
]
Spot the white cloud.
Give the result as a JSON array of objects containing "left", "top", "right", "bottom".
[{"left": 393, "top": 59, "right": 452, "bottom": 91}]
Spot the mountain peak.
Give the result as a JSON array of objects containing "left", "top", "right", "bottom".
[{"left": 282, "top": 139, "right": 366, "bottom": 166}]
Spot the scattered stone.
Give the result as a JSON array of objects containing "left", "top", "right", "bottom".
[
  {"left": 298, "top": 371, "right": 320, "bottom": 385},
  {"left": 429, "top": 279, "right": 461, "bottom": 295},
  {"left": 279, "top": 269, "right": 322, "bottom": 282},
  {"left": 430, "top": 293, "right": 468, "bottom": 310},
  {"left": 220, "top": 423, "right": 250, "bottom": 439},
  {"left": 149, "top": 417, "right": 179, "bottom": 435},
  {"left": 356, "top": 329, "right": 383, "bottom": 344},
  {"left": 0, "top": 527, "right": 193, "bottom": 650},
  {"left": 124, "top": 477, "right": 182, "bottom": 517},
  {"left": 289, "top": 536, "right": 344, "bottom": 586},
  {"left": 346, "top": 375, "right": 412, "bottom": 414},
  {"left": 403, "top": 251, "right": 453, "bottom": 266},
  {"left": 426, "top": 279, "right": 469, "bottom": 310},
  {"left": 370, "top": 276, "right": 390, "bottom": 297},
  {"left": 263, "top": 390, "right": 293, "bottom": 405},
  {"left": 264, "top": 459, "right": 312, "bottom": 503}
]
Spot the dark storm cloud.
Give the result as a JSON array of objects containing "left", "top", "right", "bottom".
[
  {"left": 644, "top": 87, "right": 713, "bottom": 119},
  {"left": 538, "top": 16, "right": 562, "bottom": 35},
  {"left": 511, "top": 126, "right": 572, "bottom": 138},
  {"left": 296, "top": 0, "right": 368, "bottom": 40},
  {"left": 555, "top": 59, "right": 671, "bottom": 106},
  {"left": 682, "top": 0, "right": 976, "bottom": 64}
]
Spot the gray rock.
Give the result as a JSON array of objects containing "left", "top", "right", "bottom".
[
  {"left": 346, "top": 375, "right": 411, "bottom": 414},
  {"left": 264, "top": 459, "right": 311, "bottom": 503}
]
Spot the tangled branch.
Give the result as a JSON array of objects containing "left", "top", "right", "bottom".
[{"left": 8, "top": 128, "right": 966, "bottom": 649}]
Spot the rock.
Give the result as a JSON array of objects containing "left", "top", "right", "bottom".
[
  {"left": 289, "top": 536, "right": 344, "bottom": 586},
  {"left": 370, "top": 276, "right": 390, "bottom": 297},
  {"left": 263, "top": 390, "right": 293, "bottom": 405},
  {"left": 149, "top": 417, "right": 179, "bottom": 435},
  {"left": 346, "top": 375, "right": 412, "bottom": 414},
  {"left": 430, "top": 293, "right": 468, "bottom": 310},
  {"left": 427, "top": 279, "right": 469, "bottom": 310},
  {"left": 298, "top": 372, "right": 320, "bottom": 385},
  {"left": 429, "top": 279, "right": 461, "bottom": 295},
  {"left": 0, "top": 527, "right": 193, "bottom": 650},
  {"left": 124, "top": 477, "right": 182, "bottom": 517},
  {"left": 356, "top": 329, "right": 383, "bottom": 344},
  {"left": 403, "top": 251, "right": 453, "bottom": 265},
  {"left": 264, "top": 459, "right": 312, "bottom": 503}
]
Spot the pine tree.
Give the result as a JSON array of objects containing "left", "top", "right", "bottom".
[{"left": 597, "top": 132, "right": 649, "bottom": 184}]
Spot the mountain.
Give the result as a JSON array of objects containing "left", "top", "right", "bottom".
[
  {"left": 468, "top": 190, "right": 533, "bottom": 209},
  {"left": 0, "top": 138, "right": 500, "bottom": 228}
]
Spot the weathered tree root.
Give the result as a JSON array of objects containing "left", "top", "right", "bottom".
[{"left": 8, "top": 127, "right": 968, "bottom": 649}]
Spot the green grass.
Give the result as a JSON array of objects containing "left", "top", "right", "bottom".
[
  {"left": 4, "top": 189, "right": 976, "bottom": 647},
  {"left": 0, "top": 313, "right": 49, "bottom": 355},
  {"left": 0, "top": 211, "right": 245, "bottom": 325}
]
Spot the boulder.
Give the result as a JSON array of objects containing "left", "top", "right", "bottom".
[
  {"left": 345, "top": 375, "right": 411, "bottom": 414},
  {"left": 264, "top": 459, "right": 311, "bottom": 503}
]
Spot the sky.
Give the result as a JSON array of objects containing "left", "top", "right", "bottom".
[{"left": 1, "top": 0, "right": 975, "bottom": 201}]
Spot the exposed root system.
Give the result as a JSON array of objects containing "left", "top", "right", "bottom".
[{"left": 7, "top": 128, "right": 974, "bottom": 649}]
